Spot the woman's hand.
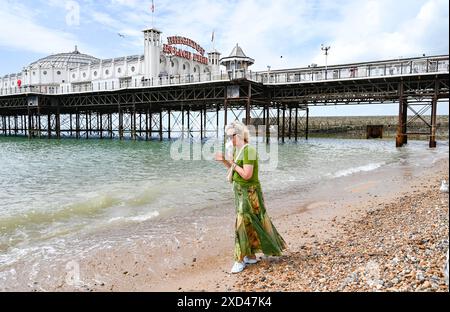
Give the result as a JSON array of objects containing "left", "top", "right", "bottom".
[
  {"left": 215, "top": 152, "right": 232, "bottom": 169},
  {"left": 215, "top": 152, "right": 225, "bottom": 161}
]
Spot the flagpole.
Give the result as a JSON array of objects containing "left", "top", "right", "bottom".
[{"left": 151, "top": 0, "right": 155, "bottom": 28}]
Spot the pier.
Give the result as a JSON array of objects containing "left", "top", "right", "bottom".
[{"left": 0, "top": 54, "right": 448, "bottom": 148}]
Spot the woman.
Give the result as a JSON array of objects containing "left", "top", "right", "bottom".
[{"left": 215, "top": 121, "right": 287, "bottom": 273}]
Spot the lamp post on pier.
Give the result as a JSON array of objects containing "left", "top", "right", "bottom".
[{"left": 321, "top": 44, "right": 331, "bottom": 79}]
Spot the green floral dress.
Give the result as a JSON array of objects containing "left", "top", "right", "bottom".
[{"left": 232, "top": 145, "right": 287, "bottom": 262}]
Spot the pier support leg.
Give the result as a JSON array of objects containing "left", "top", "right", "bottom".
[
  {"left": 204, "top": 108, "right": 207, "bottom": 139},
  {"left": 277, "top": 104, "right": 280, "bottom": 141},
  {"left": 76, "top": 111, "right": 80, "bottom": 139},
  {"left": 181, "top": 107, "right": 185, "bottom": 139},
  {"left": 282, "top": 104, "right": 286, "bottom": 143},
  {"left": 295, "top": 106, "right": 298, "bottom": 142},
  {"left": 159, "top": 110, "right": 163, "bottom": 141},
  {"left": 56, "top": 108, "right": 60, "bottom": 139},
  {"left": 23, "top": 115, "right": 27, "bottom": 137},
  {"left": 263, "top": 104, "right": 266, "bottom": 137},
  {"left": 119, "top": 108, "right": 124, "bottom": 140},
  {"left": 132, "top": 105, "right": 137, "bottom": 140},
  {"left": 265, "top": 103, "right": 270, "bottom": 144},
  {"left": 139, "top": 112, "right": 142, "bottom": 140},
  {"left": 246, "top": 83, "right": 251, "bottom": 125},
  {"left": 224, "top": 93, "right": 228, "bottom": 137},
  {"left": 289, "top": 106, "right": 292, "bottom": 140},
  {"left": 86, "top": 111, "right": 89, "bottom": 139},
  {"left": 146, "top": 109, "right": 150, "bottom": 141},
  {"left": 306, "top": 107, "right": 309, "bottom": 140},
  {"left": 429, "top": 97, "right": 438, "bottom": 148},
  {"left": 200, "top": 109, "right": 203, "bottom": 140},
  {"left": 187, "top": 107, "right": 191, "bottom": 138},
  {"left": 109, "top": 113, "right": 113, "bottom": 139},
  {"left": 216, "top": 105, "right": 220, "bottom": 138},
  {"left": 69, "top": 113, "right": 73, "bottom": 137},
  {"left": 88, "top": 111, "right": 92, "bottom": 137},
  {"left": 168, "top": 109, "right": 171, "bottom": 140},
  {"left": 37, "top": 109, "right": 41, "bottom": 139},
  {"left": 28, "top": 108, "right": 34, "bottom": 139},
  {"left": 402, "top": 101, "right": 408, "bottom": 145},
  {"left": 27, "top": 110, "right": 32, "bottom": 139},
  {"left": 2, "top": 115, "right": 6, "bottom": 136},
  {"left": 96, "top": 112, "right": 99, "bottom": 138},
  {"left": 14, "top": 115, "right": 18, "bottom": 136},
  {"left": 47, "top": 113, "right": 52, "bottom": 139},
  {"left": 99, "top": 113, "right": 103, "bottom": 139},
  {"left": 396, "top": 101, "right": 408, "bottom": 147},
  {"left": 149, "top": 112, "right": 152, "bottom": 140},
  {"left": 396, "top": 83, "right": 407, "bottom": 147}
]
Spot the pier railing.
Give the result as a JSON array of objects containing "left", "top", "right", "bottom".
[
  {"left": 0, "top": 72, "right": 231, "bottom": 96},
  {"left": 251, "top": 55, "right": 449, "bottom": 84},
  {"left": 1, "top": 55, "right": 448, "bottom": 96}
]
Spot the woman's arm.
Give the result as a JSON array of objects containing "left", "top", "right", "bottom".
[
  {"left": 233, "top": 164, "right": 254, "bottom": 181},
  {"left": 215, "top": 152, "right": 232, "bottom": 168}
]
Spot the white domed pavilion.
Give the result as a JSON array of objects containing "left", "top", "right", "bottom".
[{"left": 22, "top": 46, "right": 100, "bottom": 89}]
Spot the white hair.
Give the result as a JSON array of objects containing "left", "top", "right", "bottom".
[{"left": 225, "top": 121, "right": 250, "bottom": 143}]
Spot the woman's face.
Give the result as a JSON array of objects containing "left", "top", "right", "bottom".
[{"left": 228, "top": 133, "right": 237, "bottom": 146}]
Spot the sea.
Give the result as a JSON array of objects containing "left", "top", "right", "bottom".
[{"left": 0, "top": 136, "right": 448, "bottom": 272}]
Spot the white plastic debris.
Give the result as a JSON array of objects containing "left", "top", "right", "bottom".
[
  {"left": 445, "top": 249, "right": 449, "bottom": 286},
  {"left": 439, "top": 180, "right": 449, "bottom": 193}
]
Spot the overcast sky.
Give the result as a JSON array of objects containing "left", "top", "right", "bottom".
[{"left": 0, "top": 0, "right": 448, "bottom": 115}]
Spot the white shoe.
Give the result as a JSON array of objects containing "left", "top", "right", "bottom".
[
  {"left": 244, "top": 256, "right": 259, "bottom": 264},
  {"left": 230, "top": 261, "right": 246, "bottom": 273}
]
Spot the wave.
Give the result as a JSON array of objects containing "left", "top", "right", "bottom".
[
  {"left": 331, "top": 162, "right": 385, "bottom": 178},
  {"left": 108, "top": 210, "right": 160, "bottom": 224},
  {"left": 0, "top": 195, "right": 120, "bottom": 235}
]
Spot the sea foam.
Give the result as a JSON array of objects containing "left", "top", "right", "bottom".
[{"left": 332, "top": 162, "right": 385, "bottom": 178}]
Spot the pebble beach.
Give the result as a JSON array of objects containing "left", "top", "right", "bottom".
[{"left": 235, "top": 168, "right": 449, "bottom": 292}]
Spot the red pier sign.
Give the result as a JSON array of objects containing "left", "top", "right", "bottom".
[{"left": 164, "top": 36, "right": 208, "bottom": 65}]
